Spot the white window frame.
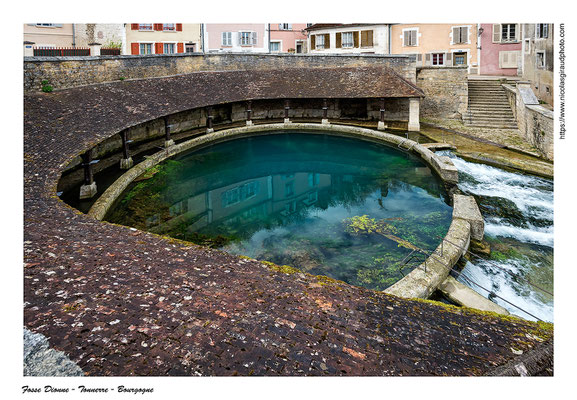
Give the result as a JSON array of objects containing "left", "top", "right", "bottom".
[
  {"left": 535, "top": 23, "right": 549, "bottom": 39},
  {"left": 342, "top": 32, "right": 354, "bottom": 48},
  {"left": 501, "top": 23, "right": 518, "bottom": 42},
  {"left": 221, "top": 32, "right": 232, "bottom": 46},
  {"left": 239, "top": 31, "right": 256, "bottom": 46},
  {"left": 139, "top": 42, "right": 153, "bottom": 55},
  {"left": 451, "top": 25, "right": 470, "bottom": 45},
  {"left": 163, "top": 42, "right": 176, "bottom": 54},
  {"left": 138, "top": 24, "right": 153, "bottom": 31},
  {"left": 163, "top": 23, "right": 176, "bottom": 32},
  {"left": 270, "top": 40, "right": 282, "bottom": 52},
  {"left": 402, "top": 28, "right": 419, "bottom": 47},
  {"left": 295, "top": 40, "right": 304, "bottom": 53},
  {"left": 279, "top": 23, "right": 292, "bottom": 30},
  {"left": 499, "top": 50, "right": 520, "bottom": 69},
  {"left": 536, "top": 51, "right": 546, "bottom": 69},
  {"left": 431, "top": 52, "right": 445, "bottom": 66},
  {"left": 316, "top": 34, "right": 326, "bottom": 50},
  {"left": 524, "top": 38, "right": 531, "bottom": 54}
]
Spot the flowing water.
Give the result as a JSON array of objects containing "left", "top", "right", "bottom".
[
  {"left": 105, "top": 132, "right": 453, "bottom": 291},
  {"left": 438, "top": 151, "right": 554, "bottom": 322}
]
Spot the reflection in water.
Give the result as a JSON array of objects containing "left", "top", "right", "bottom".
[{"left": 105, "top": 132, "right": 452, "bottom": 290}]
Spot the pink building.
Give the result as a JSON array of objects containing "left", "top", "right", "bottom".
[
  {"left": 203, "top": 24, "right": 269, "bottom": 53},
  {"left": 479, "top": 23, "right": 522, "bottom": 76},
  {"left": 269, "top": 23, "right": 308, "bottom": 53}
]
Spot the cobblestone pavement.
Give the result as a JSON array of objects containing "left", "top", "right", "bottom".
[{"left": 24, "top": 68, "right": 552, "bottom": 376}]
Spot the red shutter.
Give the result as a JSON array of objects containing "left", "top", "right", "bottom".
[
  {"left": 155, "top": 42, "right": 163, "bottom": 54},
  {"left": 131, "top": 43, "right": 139, "bottom": 55},
  {"left": 131, "top": 24, "right": 139, "bottom": 30},
  {"left": 176, "top": 23, "right": 182, "bottom": 31},
  {"left": 154, "top": 23, "right": 163, "bottom": 31},
  {"left": 177, "top": 42, "right": 184, "bottom": 53}
]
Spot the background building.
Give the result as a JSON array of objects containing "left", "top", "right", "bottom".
[
  {"left": 204, "top": 24, "right": 269, "bottom": 53},
  {"left": 521, "top": 23, "right": 554, "bottom": 106},
  {"left": 126, "top": 23, "right": 202, "bottom": 55},
  {"left": 390, "top": 23, "right": 479, "bottom": 73},
  {"left": 74, "top": 24, "right": 126, "bottom": 54},
  {"left": 24, "top": 24, "right": 75, "bottom": 47},
  {"left": 478, "top": 23, "right": 522, "bottom": 76},
  {"left": 305, "top": 24, "right": 391, "bottom": 54},
  {"left": 269, "top": 23, "right": 308, "bottom": 53}
]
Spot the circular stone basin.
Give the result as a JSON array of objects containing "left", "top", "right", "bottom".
[{"left": 104, "top": 131, "right": 453, "bottom": 290}]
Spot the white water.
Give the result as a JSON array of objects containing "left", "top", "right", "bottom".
[{"left": 438, "top": 151, "right": 554, "bottom": 322}]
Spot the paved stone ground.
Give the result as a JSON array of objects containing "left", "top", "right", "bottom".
[{"left": 24, "top": 69, "right": 552, "bottom": 376}]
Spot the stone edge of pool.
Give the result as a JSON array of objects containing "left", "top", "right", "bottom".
[{"left": 85, "top": 122, "right": 506, "bottom": 315}]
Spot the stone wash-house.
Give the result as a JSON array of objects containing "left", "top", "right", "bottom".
[{"left": 521, "top": 23, "right": 554, "bottom": 106}]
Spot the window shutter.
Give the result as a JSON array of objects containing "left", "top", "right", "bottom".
[
  {"left": 514, "top": 23, "right": 520, "bottom": 42},
  {"left": 353, "top": 31, "right": 359, "bottom": 48},
  {"left": 155, "top": 42, "right": 163, "bottom": 54},
  {"left": 453, "top": 27, "right": 460, "bottom": 44},
  {"left": 177, "top": 42, "right": 184, "bottom": 53},
  {"left": 176, "top": 24, "right": 182, "bottom": 32},
  {"left": 510, "top": 51, "right": 518, "bottom": 68},
  {"left": 324, "top": 34, "right": 330, "bottom": 48},
  {"left": 365, "top": 30, "right": 373, "bottom": 47},
  {"left": 131, "top": 43, "right": 139, "bottom": 55},
  {"left": 417, "top": 53, "right": 422, "bottom": 62},
  {"left": 425, "top": 53, "right": 431, "bottom": 65},
  {"left": 252, "top": 32, "right": 257, "bottom": 45},
  {"left": 311, "top": 35, "right": 316, "bottom": 49},
  {"left": 154, "top": 24, "right": 162, "bottom": 31},
  {"left": 403, "top": 31, "right": 409, "bottom": 46},
  {"left": 288, "top": 24, "right": 292, "bottom": 30},
  {"left": 336, "top": 32, "right": 342, "bottom": 48},
  {"left": 493, "top": 24, "right": 501, "bottom": 43},
  {"left": 278, "top": 24, "right": 282, "bottom": 30},
  {"left": 411, "top": 30, "right": 417, "bottom": 46},
  {"left": 446, "top": 52, "right": 452, "bottom": 62},
  {"left": 222, "top": 32, "right": 226, "bottom": 45},
  {"left": 131, "top": 24, "right": 139, "bottom": 30},
  {"left": 462, "top": 27, "right": 468, "bottom": 43}
]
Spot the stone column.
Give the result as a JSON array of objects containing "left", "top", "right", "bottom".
[
  {"left": 246, "top": 101, "right": 253, "bottom": 126},
  {"left": 119, "top": 129, "right": 133, "bottom": 169},
  {"left": 79, "top": 150, "right": 98, "bottom": 199},
  {"left": 206, "top": 107, "right": 214, "bottom": 133},
  {"left": 24, "top": 41, "right": 35, "bottom": 57},
  {"left": 408, "top": 98, "right": 420, "bottom": 132},
  {"left": 164, "top": 117, "right": 174, "bottom": 147},
  {"left": 378, "top": 98, "right": 387, "bottom": 130},
  {"left": 322, "top": 98, "right": 329, "bottom": 125},
  {"left": 88, "top": 42, "right": 102, "bottom": 56},
  {"left": 284, "top": 99, "right": 291, "bottom": 124}
]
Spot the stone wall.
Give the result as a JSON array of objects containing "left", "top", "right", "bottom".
[
  {"left": 24, "top": 53, "right": 417, "bottom": 93},
  {"left": 416, "top": 66, "right": 468, "bottom": 119},
  {"left": 503, "top": 82, "right": 554, "bottom": 161}
]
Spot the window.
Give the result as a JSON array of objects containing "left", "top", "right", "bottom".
[
  {"left": 536, "top": 51, "right": 545, "bottom": 69},
  {"left": 524, "top": 39, "right": 531, "bottom": 54},
  {"left": 285, "top": 182, "right": 294, "bottom": 197},
  {"left": 139, "top": 24, "right": 153, "bottom": 31},
  {"left": 360, "top": 30, "right": 374, "bottom": 47},
  {"left": 499, "top": 51, "right": 519, "bottom": 68},
  {"left": 221, "top": 32, "right": 232, "bottom": 46},
  {"left": 452, "top": 26, "right": 468, "bottom": 44},
  {"left": 139, "top": 43, "right": 152, "bottom": 54},
  {"left": 240, "top": 31, "right": 256, "bottom": 46},
  {"left": 279, "top": 24, "right": 292, "bottom": 30},
  {"left": 536, "top": 24, "right": 549, "bottom": 39},
  {"left": 221, "top": 181, "right": 260, "bottom": 207},
  {"left": 316, "top": 34, "right": 325, "bottom": 49},
  {"left": 185, "top": 43, "right": 196, "bottom": 53},
  {"left": 270, "top": 41, "right": 281, "bottom": 52},
  {"left": 432, "top": 53, "right": 444, "bottom": 66},
  {"left": 308, "top": 173, "right": 319, "bottom": 187},
  {"left": 403, "top": 29, "right": 418, "bottom": 47},
  {"left": 342, "top": 32, "right": 354, "bottom": 48},
  {"left": 163, "top": 43, "right": 175, "bottom": 54},
  {"left": 501, "top": 24, "right": 517, "bottom": 42},
  {"left": 163, "top": 24, "right": 175, "bottom": 31},
  {"left": 36, "top": 23, "right": 57, "bottom": 27},
  {"left": 453, "top": 52, "right": 466, "bottom": 65}
]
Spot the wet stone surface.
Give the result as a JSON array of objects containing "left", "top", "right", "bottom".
[{"left": 24, "top": 69, "right": 552, "bottom": 376}]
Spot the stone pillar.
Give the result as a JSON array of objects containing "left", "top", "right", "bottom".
[
  {"left": 378, "top": 97, "right": 387, "bottom": 130},
  {"left": 79, "top": 150, "right": 98, "bottom": 199},
  {"left": 206, "top": 107, "right": 214, "bottom": 133},
  {"left": 408, "top": 98, "right": 420, "bottom": 132},
  {"left": 284, "top": 99, "right": 291, "bottom": 124},
  {"left": 119, "top": 130, "right": 133, "bottom": 169},
  {"left": 322, "top": 98, "right": 329, "bottom": 125},
  {"left": 246, "top": 100, "right": 253, "bottom": 126},
  {"left": 164, "top": 117, "right": 174, "bottom": 147},
  {"left": 88, "top": 42, "right": 102, "bottom": 56},
  {"left": 24, "top": 41, "right": 35, "bottom": 57}
]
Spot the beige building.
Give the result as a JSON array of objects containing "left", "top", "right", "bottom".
[
  {"left": 391, "top": 24, "right": 479, "bottom": 73},
  {"left": 126, "top": 23, "right": 202, "bottom": 54},
  {"left": 74, "top": 24, "right": 126, "bottom": 53},
  {"left": 24, "top": 24, "right": 75, "bottom": 47}
]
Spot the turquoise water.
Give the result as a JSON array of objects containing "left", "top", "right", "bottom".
[{"left": 105, "top": 132, "right": 453, "bottom": 290}]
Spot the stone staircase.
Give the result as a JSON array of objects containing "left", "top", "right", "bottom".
[{"left": 463, "top": 79, "right": 518, "bottom": 129}]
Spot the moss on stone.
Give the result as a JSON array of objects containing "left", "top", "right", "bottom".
[{"left": 262, "top": 261, "right": 301, "bottom": 275}]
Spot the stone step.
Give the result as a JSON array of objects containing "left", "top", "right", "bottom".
[
  {"left": 465, "top": 119, "right": 517, "bottom": 126},
  {"left": 467, "top": 111, "right": 514, "bottom": 117},
  {"left": 468, "top": 100, "right": 511, "bottom": 105}
]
